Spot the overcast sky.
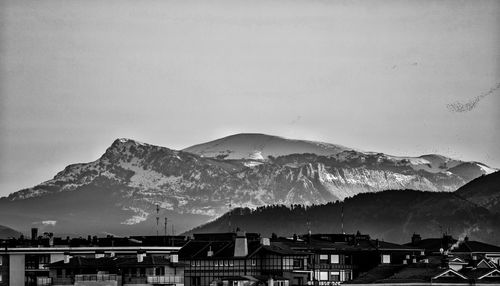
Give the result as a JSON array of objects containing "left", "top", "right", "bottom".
[{"left": 1, "top": 0, "right": 499, "bottom": 197}]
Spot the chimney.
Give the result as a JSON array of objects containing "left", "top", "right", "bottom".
[
  {"left": 31, "top": 228, "right": 38, "bottom": 241},
  {"left": 64, "top": 252, "right": 71, "bottom": 264},
  {"left": 207, "top": 246, "right": 214, "bottom": 257},
  {"left": 234, "top": 231, "right": 248, "bottom": 257},
  {"left": 137, "top": 251, "right": 145, "bottom": 263},
  {"left": 411, "top": 233, "right": 421, "bottom": 245},
  {"left": 260, "top": 238, "right": 270, "bottom": 246}
]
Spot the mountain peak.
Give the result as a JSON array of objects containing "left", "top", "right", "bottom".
[
  {"left": 112, "top": 138, "right": 149, "bottom": 146},
  {"left": 183, "top": 133, "right": 351, "bottom": 160}
]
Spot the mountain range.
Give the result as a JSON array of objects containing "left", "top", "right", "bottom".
[{"left": 0, "top": 133, "right": 496, "bottom": 236}]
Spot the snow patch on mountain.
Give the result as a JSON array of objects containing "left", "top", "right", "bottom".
[{"left": 478, "top": 163, "right": 497, "bottom": 174}]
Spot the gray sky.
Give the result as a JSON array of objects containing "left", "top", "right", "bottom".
[{"left": 1, "top": 0, "right": 499, "bottom": 197}]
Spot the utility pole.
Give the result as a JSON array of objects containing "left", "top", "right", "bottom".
[
  {"left": 228, "top": 201, "right": 232, "bottom": 232},
  {"left": 341, "top": 204, "right": 345, "bottom": 234},
  {"left": 164, "top": 217, "right": 168, "bottom": 236},
  {"left": 156, "top": 204, "right": 160, "bottom": 237}
]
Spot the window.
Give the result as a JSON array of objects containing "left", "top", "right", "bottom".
[
  {"left": 319, "top": 254, "right": 329, "bottom": 263},
  {"left": 0, "top": 273, "right": 2, "bottom": 282},
  {"left": 382, "top": 255, "right": 391, "bottom": 264},
  {"left": 330, "top": 255, "right": 339, "bottom": 264},
  {"left": 293, "top": 277, "right": 303, "bottom": 285},
  {"left": 319, "top": 271, "right": 329, "bottom": 281},
  {"left": 196, "top": 261, "right": 201, "bottom": 267},
  {"left": 214, "top": 260, "right": 219, "bottom": 267},
  {"left": 0, "top": 256, "right": 2, "bottom": 266},
  {"left": 330, "top": 271, "right": 340, "bottom": 281},
  {"left": 191, "top": 277, "right": 201, "bottom": 286},
  {"left": 251, "top": 259, "right": 256, "bottom": 266},
  {"left": 293, "top": 259, "right": 303, "bottom": 269},
  {"left": 224, "top": 260, "right": 229, "bottom": 267}
]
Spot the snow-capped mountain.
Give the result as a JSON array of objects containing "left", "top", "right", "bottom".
[
  {"left": 0, "top": 134, "right": 496, "bottom": 235},
  {"left": 183, "top": 133, "right": 352, "bottom": 160}
]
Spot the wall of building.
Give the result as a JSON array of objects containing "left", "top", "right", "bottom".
[
  {"left": 9, "top": 254, "right": 25, "bottom": 286},
  {"left": 0, "top": 254, "right": 9, "bottom": 286},
  {"left": 74, "top": 281, "right": 118, "bottom": 286},
  {"left": 50, "top": 253, "right": 65, "bottom": 264}
]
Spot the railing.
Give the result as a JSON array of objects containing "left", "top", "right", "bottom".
[
  {"left": 123, "top": 276, "right": 147, "bottom": 284},
  {"left": 307, "top": 281, "right": 341, "bottom": 286},
  {"left": 51, "top": 277, "right": 73, "bottom": 285},
  {"left": 36, "top": 277, "right": 52, "bottom": 286},
  {"left": 147, "top": 275, "right": 184, "bottom": 284},
  {"left": 315, "top": 264, "right": 352, "bottom": 270},
  {"left": 75, "top": 274, "right": 118, "bottom": 281}
]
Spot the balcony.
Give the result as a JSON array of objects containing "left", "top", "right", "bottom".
[
  {"left": 51, "top": 277, "right": 73, "bottom": 285},
  {"left": 123, "top": 276, "right": 147, "bottom": 284},
  {"left": 147, "top": 275, "right": 184, "bottom": 284},
  {"left": 75, "top": 274, "right": 119, "bottom": 281},
  {"left": 36, "top": 277, "right": 52, "bottom": 286}
]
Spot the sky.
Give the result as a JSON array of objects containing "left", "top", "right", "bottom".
[{"left": 0, "top": 0, "right": 499, "bottom": 197}]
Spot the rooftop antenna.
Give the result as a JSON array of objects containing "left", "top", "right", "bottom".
[
  {"left": 164, "top": 217, "right": 168, "bottom": 236},
  {"left": 228, "top": 200, "right": 232, "bottom": 232},
  {"left": 172, "top": 224, "right": 175, "bottom": 236},
  {"left": 341, "top": 204, "right": 345, "bottom": 234},
  {"left": 156, "top": 204, "right": 160, "bottom": 237}
]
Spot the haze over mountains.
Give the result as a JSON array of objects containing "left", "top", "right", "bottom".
[{"left": 0, "top": 133, "right": 496, "bottom": 236}]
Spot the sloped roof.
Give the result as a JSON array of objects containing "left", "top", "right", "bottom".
[
  {"left": 49, "top": 257, "right": 119, "bottom": 269},
  {"left": 49, "top": 255, "right": 182, "bottom": 269},
  {"left": 347, "top": 265, "right": 405, "bottom": 284},
  {"left": 433, "top": 268, "right": 468, "bottom": 280},
  {"left": 381, "top": 264, "right": 445, "bottom": 283},
  {"left": 115, "top": 256, "right": 182, "bottom": 267},
  {"left": 405, "top": 238, "right": 457, "bottom": 252},
  {"left": 452, "top": 240, "right": 500, "bottom": 253}
]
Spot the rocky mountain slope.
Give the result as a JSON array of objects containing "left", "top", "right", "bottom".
[{"left": 0, "top": 134, "right": 496, "bottom": 235}]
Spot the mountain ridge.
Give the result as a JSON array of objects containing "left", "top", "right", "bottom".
[{"left": 0, "top": 133, "right": 496, "bottom": 235}]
